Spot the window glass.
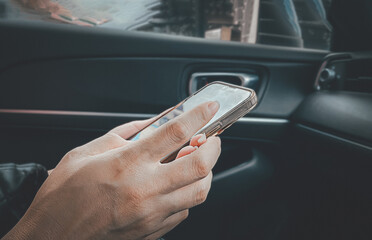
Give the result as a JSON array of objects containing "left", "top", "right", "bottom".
[{"left": 2, "top": 0, "right": 332, "bottom": 50}]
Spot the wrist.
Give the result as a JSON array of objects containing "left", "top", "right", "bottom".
[{"left": 2, "top": 208, "right": 63, "bottom": 240}]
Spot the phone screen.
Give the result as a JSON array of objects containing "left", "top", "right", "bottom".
[{"left": 131, "top": 83, "right": 252, "bottom": 141}]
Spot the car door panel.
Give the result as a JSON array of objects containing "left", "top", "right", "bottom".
[
  {"left": 4, "top": 20, "right": 372, "bottom": 240},
  {"left": 293, "top": 91, "right": 372, "bottom": 147},
  {"left": 1, "top": 57, "right": 318, "bottom": 117}
]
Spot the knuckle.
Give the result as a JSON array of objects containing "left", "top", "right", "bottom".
[
  {"left": 192, "top": 155, "right": 210, "bottom": 178},
  {"left": 63, "top": 151, "right": 74, "bottom": 160},
  {"left": 113, "top": 143, "right": 148, "bottom": 171},
  {"left": 166, "top": 121, "right": 188, "bottom": 144},
  {"left": 105, "top": 132, "right": 126, "bottom": 147},
  {"left": 106, "top": 132, "right": 123, "bottom": 142},
  {"left": 119, "top": 144, "right": 138, "bottom": 160},
  {"left": 195, "top": 182, "right": 210, "bottom": 205},
  {"left": 63, "top": 147, "right": 80, "bottom": 161}
]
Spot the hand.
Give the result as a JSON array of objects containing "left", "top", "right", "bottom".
[
  {"left": 47, "top": 109, "right": 171, "bottom": 176},
  {"left": 4, "top": 101, "right": 221, "bottom": 240}
]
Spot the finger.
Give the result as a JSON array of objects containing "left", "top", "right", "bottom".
[
  {"left": 109, "top": 118, "right": 156, "bottom": 140},
  {"left": 190, "top": 133, "right": 207, "bottom": 147},
  {"left": 157, "top": 136, "right": 221, "bottom": 193},
  {"left": 164, "top": 172, "right": 213, "bottom": 214},
  {"left": 140, "top": 101, "right": 219, "bottom": 161},
  {"left": 175, "top": 146, "right": 197, "bottom": 159},
  {"left": 110, "top": 108, "right": 173, "bottom": 140},
  {"left": 144, "top": 210, "right": 189, "bottom": 240}
]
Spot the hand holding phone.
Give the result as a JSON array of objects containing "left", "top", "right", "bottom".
[{"left": 130, "top": 81, "right": 257, "bottom": 162}]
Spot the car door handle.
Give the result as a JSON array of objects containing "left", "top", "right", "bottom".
[{"left": 189, "top": 72, "right": 259, "bottom": 94}]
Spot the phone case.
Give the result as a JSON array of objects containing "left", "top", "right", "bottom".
[
  {"left": 161, "top": 81, "right": 257, "bottom": 163},
  {"left": 193, "top": 81, "right": 257, "bottom": 138}
]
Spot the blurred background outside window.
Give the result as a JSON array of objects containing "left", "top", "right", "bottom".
[{"left": 1, "top": 0, "right": 332, "bottom": 50}]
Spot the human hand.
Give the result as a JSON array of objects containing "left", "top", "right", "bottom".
[
  {"left": 47, "top": 109, "right": 172, "bottom": 176},
  {"left": 4, "top": 101, "right": 221, "bottom": 240}
]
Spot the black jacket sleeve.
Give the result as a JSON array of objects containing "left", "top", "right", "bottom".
[{"left": 0, "top": 163, "right": 48, "bottom": 237}]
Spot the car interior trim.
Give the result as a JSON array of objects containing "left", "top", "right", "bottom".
[
  {"left": 0, "top": 109, "right": 289, "bottom": 125},
  {"left": 0, "top": 20, "right": 328, "bottom": 72},
  {"left": 296, "top": 124, "right": 372, "bottom": 152},
  {"left": 213, "top": 157, "right": 258, "bottom": 182}
]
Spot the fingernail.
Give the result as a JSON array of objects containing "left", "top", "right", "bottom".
[
  {"left": 198, "top": 133, "right": 206, "bottom": 144},
  {"left": 194, "top": 146, "right": 199, "bottom": 150},
  {"left": 208, "top": 101, "right": 219, "bottom": 114}
]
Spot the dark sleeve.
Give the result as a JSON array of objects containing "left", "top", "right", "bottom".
[{"left": 0, "top": 163, "right": 48, "bottom": 238}]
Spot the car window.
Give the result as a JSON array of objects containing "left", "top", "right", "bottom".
[{"left": 2, "top": 0, "right": 332, "bottom": 50}]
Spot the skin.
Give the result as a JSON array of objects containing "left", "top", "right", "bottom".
[
  {"left": 176, "top": 133, "right": 207, "bottom": 159},
  {"left": 3, "top": 101, "right": 221, "bottom": 240}
]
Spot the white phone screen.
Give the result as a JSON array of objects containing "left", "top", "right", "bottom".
[{"left": 131, "top": 83, "right": 251, "bottom": 141}]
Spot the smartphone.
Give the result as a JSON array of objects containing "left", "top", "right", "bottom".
[{"left": 129, "top": 81, "right": 257, "bottom": 162}]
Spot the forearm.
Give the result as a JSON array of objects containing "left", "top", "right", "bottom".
[{"left": 2, "top": 208, "right": 62, "bottom": 240}]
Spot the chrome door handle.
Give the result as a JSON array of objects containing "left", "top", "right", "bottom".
[{"left": 189, "top": 72, "right": 259, "bottom": 94}]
